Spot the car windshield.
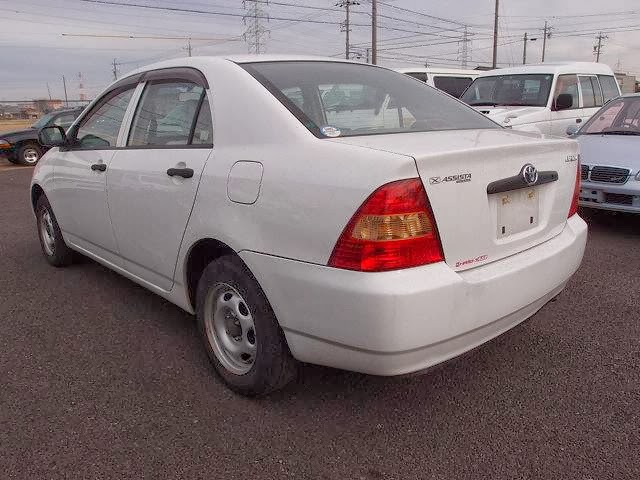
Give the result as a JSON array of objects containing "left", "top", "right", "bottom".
[
  {"left": 460, "top": 74, "right": 553, "bottom": 107},
  {"left": 242, "top": 61, "right": 498, "bottom": 138},
  {"left": 580, "top": 96, "right": 640, "bottom": 135},
  {"left": 31, "top": 112, "right": 57, "bottom": 129}
]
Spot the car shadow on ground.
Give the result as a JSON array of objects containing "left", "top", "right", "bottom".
[{"left": 580, "top": 208, "right": 640, "bottom": 237}]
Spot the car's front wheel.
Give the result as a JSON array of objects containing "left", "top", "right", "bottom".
[
  {"left": 17, "top": 143, "right": 42, "bottom": 165},
  {"left": 35, "top": 195, "right": 75, "bottom": 267},
  {"left": 196, "top": 255, "right": 297, "bottom": 396}
]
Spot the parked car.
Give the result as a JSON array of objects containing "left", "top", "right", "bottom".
[
  {"left": 460, "top": 62, "right": 621, "bottom": 136},
  {"left": 567, "top": 93, "right": 640, "bottom": 213},
  {"left": 32, "top": 56, "right": 587, "bottom": 396},
  {"left": 0, "top": 107, "right": 83, "bottom": 165},
  {"left": 396, "top": 67, "right": 480, "bottom": 98}
]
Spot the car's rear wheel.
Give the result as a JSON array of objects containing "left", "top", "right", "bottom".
[
  {"left": 196, "top": 255, "right": 297, "bottom": 396},
  {"left": 17, "top": 143, "right": 42, "bottom": 165},
  {"left": 35, "top": 195, "right": 75, "bottom": 267}
]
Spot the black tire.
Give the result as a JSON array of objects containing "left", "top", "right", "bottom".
[
  {"left": 7, "top": 156, "right": 19, "bottom": 164},
  {"left": 35, "top": 195, "right": 75, "bottom": 267},
  {"left": 17, "top": 143, "right": 42, "bottom": 166},
  {"left": 196, "top": 255, "right": 297, "bottom": 396}
]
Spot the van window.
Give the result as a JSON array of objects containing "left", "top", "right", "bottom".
[
  {"left": 553, "top": 74, "right": 579, "bottom": 110},
  {"left": 579, "top": 76, "right": 603, "bottom": 107},
  {"left": 598, "top": 75, "right": 620, "bottom": 103},
  {"left": 405, "top": 72, "right": 428, "bottom": 83},
  {"left": 460, "top": 74, "right": 552, "bottom": 107},
  {"left": 433, "top": 76, "right": 474, "bottom": 98}
]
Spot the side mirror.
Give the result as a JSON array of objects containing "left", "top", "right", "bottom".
[
  {"left": 38, "top": 125, "right": 67, "bottom": 147},
  {"left": 554, "top": 93, "right": 573, "bottom": 111},
  {"left": 566, "top": 124, "right": 580, "bottom": 136}
]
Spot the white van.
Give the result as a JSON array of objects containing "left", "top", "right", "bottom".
[
  {"left": 396, "top": 67, "right": 479, "bottom": 98},
  {"left": 460, "top": 62, "right": 621, "bottom": 136}
]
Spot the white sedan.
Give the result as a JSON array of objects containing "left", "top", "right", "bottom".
[{"left": 32, "top": 56, "right": 587, "bottom": 396}]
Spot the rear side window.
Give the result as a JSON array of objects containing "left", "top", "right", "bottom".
[
  {"left": 191, "top": 96, "right": 213, "bottom": 145},
  {"left": 598, "top": 75, "right": 620, "bottom": 102},
  {"left": 75, "top": 87, "right": 134, "bottom": 148},
  {"left": 128, "top": 81, "right": 204, "bottom": 146},
  {"left": 433, "top": 76, "right": 473, "bottom": 98},
  {"left": 554, "top": 74, "right": 579, "bottom": 110},
  {"left": 242, "top": 61, "right": 498, "bottom": 138}
]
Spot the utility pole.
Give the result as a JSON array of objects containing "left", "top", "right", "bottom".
[
  {"left": 371, "top": 0, "right": 377, "bottom": 65},
  {"left": 46, "top": 83, "right": 52, "bottom": 100},
  {"left": 541, "top": 21, "right": 552, "bottom": 62},
  {"left": 187, "top": 37, "right": 192, "bottom": 57},
  {"left": 112, "top": 58, "right": 118, "bottom": 80},
  {"left": 492, "top": 0, "right": 499, "bottom": 68},
  {"left": 594, "top": 32, "right": 607, "bottom": 62},
  {"left": 366, "top": 47, "right": 370, "bottom": 64},
  {"left": 62, "top": 76, "right": 68, "bottom": 107},
  {"left": 337, "top": 1, "right": 359, "bottom": 60},
  {"left": 522, "top": 33, "right": 537, "bottom": 65}
]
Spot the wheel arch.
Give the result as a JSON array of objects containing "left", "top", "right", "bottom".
[
  {"left": 31, "top": 183, "right": 45, "bottom": 213},
  {"left": 184, "top": 237, "right": 237, "bottom": 311}
]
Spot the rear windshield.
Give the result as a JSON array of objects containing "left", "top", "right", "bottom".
[
  {"left": 461, "top": 74, "right": 553, "bottom": 107},
  {"left": 241, "top": 61, "right": 498, "bottom": 138}
]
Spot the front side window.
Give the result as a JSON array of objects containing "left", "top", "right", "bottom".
[
  {"left": 76, "top": 88, "right": 134, "bottom": 148},
  {"left": 243, "top": 62, "right": 498, "bottom": 137},
  {"left": 460, "top": 74, "right": 553, "bottom": 107},
  {"left": 553, "top": 74, "right": 579, "bottom": 110},
  {"left": 581, "top": 97, "right": 640, "bottom": 135},
  {"left": 128, "top": 81, "right": 204, "bottom": 146},
  {"left": 433, "top": 76, "right": 473, "bottom": 98},
  {"left": 598, "top": 75, "right": 620, "bottom": 103}
]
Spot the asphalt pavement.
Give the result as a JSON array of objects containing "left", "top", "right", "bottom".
[{"left": 1, "top": 166, "right": 638, "bottom": 479}]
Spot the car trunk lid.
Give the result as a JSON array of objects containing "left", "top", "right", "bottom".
[{"left": 329, "top": 129, "right": 580, "bottom": 271}]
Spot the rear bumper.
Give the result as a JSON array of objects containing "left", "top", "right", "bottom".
[
  {"left": 240, "top": 215, "right": 587, "bottom": 375},
  {"left": 579, "top": 179, "right": 640, "bottom": 213}
]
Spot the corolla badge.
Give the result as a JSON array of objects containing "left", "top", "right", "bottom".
[{"left": 521, "top": 164, "right": 538, "bottom": 186}]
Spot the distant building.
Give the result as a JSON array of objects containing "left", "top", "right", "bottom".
[
  {"left": 614, "top": 73, "right": 637, "bottom": 95},
  {"left": 33, "top": 99, "right": 65, "bottom": 113}
]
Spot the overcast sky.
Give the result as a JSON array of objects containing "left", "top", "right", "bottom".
[{"left": 1, "top": 0, "right": 639, "bottom": 100}]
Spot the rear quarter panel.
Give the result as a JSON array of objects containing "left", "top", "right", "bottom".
[{"left": 177, "top": 60, "right": 418, "bottom": 275}]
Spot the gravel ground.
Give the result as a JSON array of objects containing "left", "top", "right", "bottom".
[{"left": 1, "top": 166, "right": 638, "bottom": 479}]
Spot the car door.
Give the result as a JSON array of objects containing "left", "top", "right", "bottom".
[
  {"left": 106, "top": 71, "right": 213, "bottom": 290},
  {"left": 48, "top": 84, "right": 138, "bottom": 265},
  {"left": 549, "top": 74, "right": 581, "bottom": 136}
]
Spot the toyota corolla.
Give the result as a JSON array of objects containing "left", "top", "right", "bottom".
[{"left": 32, "top": 56, "right": 587, "bottom": 396}]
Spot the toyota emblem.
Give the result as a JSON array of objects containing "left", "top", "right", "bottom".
[{"left": 521, "top": 164, "right": 538, "bottom": 186}]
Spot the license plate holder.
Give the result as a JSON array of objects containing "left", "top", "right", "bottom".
[{"left": 496, "top": 188, "right": 539, "bottom": 238}]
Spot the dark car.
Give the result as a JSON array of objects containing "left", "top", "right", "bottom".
[{"left": 0, "top": 107, "right": 83, "bottom": 165}]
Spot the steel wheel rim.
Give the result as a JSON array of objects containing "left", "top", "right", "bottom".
[
  {"left": 40, "top": 210, "right": 55, "bottom": 256},
  {"left": 204, "top": 283, "right": 257, "bottom": 375},
  {"left": 23, "top": 148, "right": 39, "bottom": 164}
]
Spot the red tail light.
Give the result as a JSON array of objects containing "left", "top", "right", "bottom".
[
  {"left": 568, "top": 159, "right": 581, "bottom": 217},
  {"left": 328, "top": 178, "right": 444, "bottom": 272}
]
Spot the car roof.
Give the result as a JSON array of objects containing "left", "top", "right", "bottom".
[{"left": 475, "top": 62, "right": 616, "bottom": 77}]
